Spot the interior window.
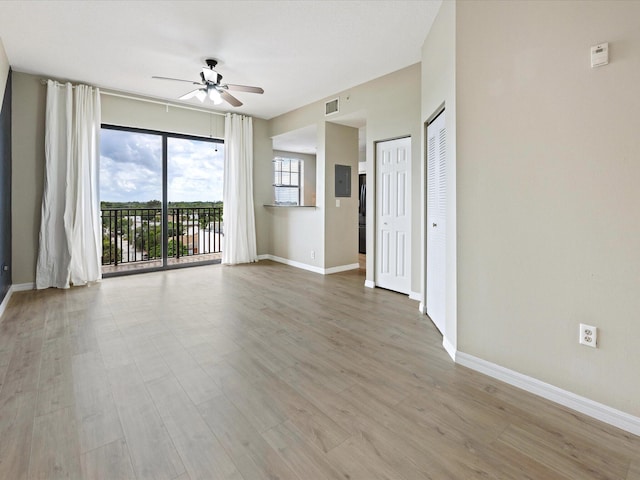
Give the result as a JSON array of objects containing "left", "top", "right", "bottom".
[{"left": 273, "top": 157, "right": 302, "bottom": 206}]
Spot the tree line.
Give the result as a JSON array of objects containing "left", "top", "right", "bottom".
[{"left": 101, "top": 200, "right": 223, "bottom": 209}]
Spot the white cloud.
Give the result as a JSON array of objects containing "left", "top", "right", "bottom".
[
  {"left": 100, "top": 129, "right": 223, "bottom": 203},
  {"left": 168, "top": 137, "right": 224, "bottom": 202}
]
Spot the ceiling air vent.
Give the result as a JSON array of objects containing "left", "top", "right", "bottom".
[{"left": 325, "top": 98, "right": 339, "bottom": 116}]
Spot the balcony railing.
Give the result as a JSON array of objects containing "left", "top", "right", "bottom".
[{"left": 101, "top": 207, "right": 223, "bottom": 267}]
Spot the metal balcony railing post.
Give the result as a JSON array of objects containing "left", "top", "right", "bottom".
[{"left": 176, "top": 208, "right": 181, "bottom": 259}]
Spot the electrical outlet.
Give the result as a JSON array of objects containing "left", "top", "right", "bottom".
[
  {"left": 579, "top": 323, "right": 598, "bottom": 348},
  {"left": 311, "top": 250, "right": 315, "bottom": 259}
]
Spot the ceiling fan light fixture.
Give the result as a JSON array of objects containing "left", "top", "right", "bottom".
[
  {"left": 195, "top": 89, "right": 207, "bottom": 103},
  {"left": 209, "top": 88, "right": 223, "bottom": 105}
]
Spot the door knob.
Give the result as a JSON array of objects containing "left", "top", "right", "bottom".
[{"left": 432, "top": 223, "right": 437, "bottom": 227}]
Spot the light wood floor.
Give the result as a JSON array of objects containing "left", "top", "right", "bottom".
[{"left": 1, "top": 261, "right": 638, "bottom": 480}]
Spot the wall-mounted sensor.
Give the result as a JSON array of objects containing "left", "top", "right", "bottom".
[{"left": 591, "top": 42, "right": 609, "bottom": 68}]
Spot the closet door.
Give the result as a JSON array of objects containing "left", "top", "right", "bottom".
[{"left": 426, "top": 111, "right": 446, "bottom": 334}]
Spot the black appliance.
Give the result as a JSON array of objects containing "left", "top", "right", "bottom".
[{"left": 358, "top": 174, "right": 366, "bottom": 254}]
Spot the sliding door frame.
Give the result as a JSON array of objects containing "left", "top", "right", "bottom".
[{"left": 101, "top": 124, "right": 224, "bottom": 277}]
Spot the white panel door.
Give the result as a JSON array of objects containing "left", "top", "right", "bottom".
[
  {"left": 426, "top": 111, "right": 446, "bottom": 334},
  {"left": 376, "top": 137, "right": 411, "bottom": 294}
]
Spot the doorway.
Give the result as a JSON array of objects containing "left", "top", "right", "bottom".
[
  {"left": 375, "top": 136, "right": 411, "bottom": 294},
  {"left": 358, "top": 173, "right": 366, "bottom": 270}
]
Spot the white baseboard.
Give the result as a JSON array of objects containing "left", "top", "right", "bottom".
[
  {"left": 456, "top": 351, "right": 640, "bottom": 437},
  {"left": 324, "top": 263, "right": 359, "bottom": 274},
  {"left": 258, "top": 255, "right": 358, "bottom": 275},
  {"left": 364, "top": 280, "right": 375, "bottom": 289},
  {"left": 0, "top": 282, "right": 34, "bottom": 320},
  {"left": 409, "top": 291, "right": 422, "bottom": 302},
  {"left": 12, "top": 282, "right": 34, "bottom": 292},
  {"left": 0, "top": 287, "right": 12, "bottom": 320},
  {"left": 443, "top": 336, "right": 456, "bottom": 361},
  {"left": 259, "top": 254, "right": 324, "bottom": 274}
]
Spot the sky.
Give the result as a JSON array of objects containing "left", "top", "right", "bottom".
[{"left": 100, "top": 128, "right": 224, "bottom": 203}]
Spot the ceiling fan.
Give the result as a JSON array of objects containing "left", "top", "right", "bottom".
[{"left": 152, "top": 59, "right": 264, "bottom": 107}]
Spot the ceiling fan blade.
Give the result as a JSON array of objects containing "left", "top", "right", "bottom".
[
  {"left": 225, "top": 84, "right": 264, "bottom": 94},
  {"left": 221, "top": 91, "right": 243, "bottom": 107},
  {"left": 179, "top": 88, "right": 204, "bottom": 100},
  {"left": 152, "top": 75, "right": 201, "bottom": 85},
  {"left": 201, "top": 67, "right": 220, "bottom": 83}
]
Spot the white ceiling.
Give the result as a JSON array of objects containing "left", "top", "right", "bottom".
[{"left": 0, "top": 0, "right": 441, "bottom": 120}]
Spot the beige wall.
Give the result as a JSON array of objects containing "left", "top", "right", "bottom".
[
  {"left": 11, "top": 72, "right": 45, "bottom": 284},
  {"left": 253, "top": 118, "right": 272, "bottom": 256},
  {"left": 101, "top": 94, "right": 224, "bottom": 138},
  {"left": 0, "top": 38, "right": 8, "bottom": 100},
  {"left": 456, "top": 0, "right": 640, "bottom": 416},
  {"left": 266, "top": 141, "right": 325, "bottom": 268},
  {"left": 421, "top": 0, "right": 457, "bottom": 349},
  {"left": 268, "top": 64, "right": 421, "bottom": 288},
  {"left": 324, "top": 122, "right": 358, "bottom": 269},
  {"left": 268, "top": 207, "right": 324, "bottom": 267},
  {"left": 265, "top": 151, "right": 318, "bottom": 264}
]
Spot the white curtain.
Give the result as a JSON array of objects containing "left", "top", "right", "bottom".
[
  {"left": 222, "top": 113, "right": 257, "bottom": 265},
  {"left": 36, "top": 81, "right": 101, "bottom": 289}
]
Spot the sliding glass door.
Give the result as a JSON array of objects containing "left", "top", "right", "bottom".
[
  {"left": 166, "top": 136, "right": 224, "bottom": 267},
  {"left": 99, "top": 125, "right": 223, "bottom": 276}
]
